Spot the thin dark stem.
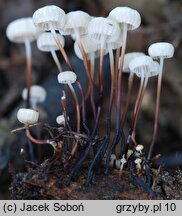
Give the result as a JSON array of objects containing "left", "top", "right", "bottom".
[
  {"left": 122, "top": 73, "right": 134, "bottom": 124},
  {"left": 130, "top": 75, "right": 145, "bottom": 132},
  {"left": 147, "top": 58, "right": 164, "bottom": 162},
  {"left": 91, "top": 106, "right": 101, "bottom": 138},
  {"left": 67, "top": 81, "right": 80, "bottom": 133},
  {"left": 76, "top": 80, "right": 90, "bottom": 135},
  {"left": 61, "top": 92, "right": 72, "bottom": 131}
]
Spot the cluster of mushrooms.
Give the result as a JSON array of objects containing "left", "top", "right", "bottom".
[{"left": 6, "top": 5, "right": 174, "bottom": 194}]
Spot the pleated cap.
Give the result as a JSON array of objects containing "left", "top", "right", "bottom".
[
  {"left": 105, "top": 30, "right": 123, "bottom": 50},
  {"left": 6, "top": 17, "right": 39, "bottom": 43},
  {"left": 129, "top": 55, "right": 153, "bottom": 77},
  {"left": 22, "top": 85, "right": 47, "bottom": 103},
  {"left": 148, "top": 42, "right": 174, "bottom": 59},
  {"left": 37, "top": 32, "right": 65, "bottom": 52},
  {"left": 109, "top": 7, "right": 141, "bottom": 30},
  {"left": 58, "top": 71, "right": 77, "bottom": 84},
  {"left": 60, "top": 11, "right": 91, "bottom": 36},
  {"left": 122, "top": 52, "right": 146, "bottom": 72},
  {"left": 88, "top": 17, "right": 120, "bottom": 44},
  {"left": 74, "top": 34, "right": 99, "bottom": 60},
  {"left": 33, "top": 5, "right": 66, "bottom": 31},
  {"left": 17, "top": 108, "right": 39, "bottom": 124},
  {"left": 147, "top": 61, "right": 160, "bottom": 77}
]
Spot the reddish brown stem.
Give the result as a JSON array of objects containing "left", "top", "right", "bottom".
[
  {"left": 122, "top": 73, "right": 134, "bottom": 124},
  {"left": 147, "top": 58, "right": 164, "bottom": 162}
]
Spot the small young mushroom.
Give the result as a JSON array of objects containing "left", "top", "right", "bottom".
[
  {"left": 57, "top": 71, "right": 80, "bottom": 133},
  {"left": 135, "top": 144, "right": 144, "bottom": 154},
  {"left": 147, "top": 42, "right": 174, "bottom": 162},
  {"left": 56, "top": 114, "right": 66, "bottom": 126},
  {"left": 120, "top": 155, "right": 127, "bottom": 171},
  {"left": 37, "top": 32, "right": 65, "bottom": 72},
  {"left": 134, "top": 158, "right": 142, "bottom": 173},
  {"left": 22, "top": 85, "right": 47, "bottom": 109},
  {"left": 6, "top": 17, "right": 40, "bottom": 108},
  {"left": 17, "top": 108, "right": 39, "bottom": 125}
]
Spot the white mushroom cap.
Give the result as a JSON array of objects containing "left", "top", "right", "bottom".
[
  {"left": 129, "top": 55, "right": 154, "bottom": 77},
  {"left": 148, "top": 42, "right": 174, "bottom": 59},
  {"left": 105, "top": 30, "right": 123, "bottom": 50},
  {"left": 147, "top": 61, "right": 160, "bottom": 77},
  {"left": 108, "top": 7, "right": 141, "bottom": 30},
  {"left": 136, "top": 144, "right": 144, "bottom": 152},
  {"left": 32, "top": 5, "right": 66, "bottom": 31},
  {"left": 22, "top": 85, "right": 47, "bottom": 103},
  {"left": 17, "top": 108, "right": 39, "bottom": 124},
  {"left": 57, "top": 71, "right": 77, "bottom": 84},
  {"left": 60, "top": 11, "right": 91, "bottom": 36},
  {"left": 74, "top": 34, "right": 99, "bottom": 60},
  {"left": 122, "top": 52, "right": 146, "bottom": 72},
  {"left": 37, "top": 32, "right": 65, "bottom": 52},
  {"left": 134, "top": 158, "right": 142, "bottom": 164},
  {"left": 56, "top": 115, "right": 66, "bottom": 125},
  {"left": 6, "top": 17, "right": 39, "bottom": 43},
  {"left": 88, "top": 17, "right": 120, "bottom": 44}
]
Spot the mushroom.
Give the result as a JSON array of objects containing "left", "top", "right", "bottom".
[
  {"left": 88, "top": 17, "right": 120, "bottom": 102},
  {"left": 57, "top": 71, "right": 80, "bottom": 156},
  {"left": 56, "top": 114, "right": 66, "bottom": 126},
  {"left": 134, "top": 158, "right": 142, "bottom": 173},
  {"left": 147, "top": 42, "right": 174, "bottom": 162},
  {"left": 17, "top": 108, "right": 39, "bottom": 125},
  {"left": 6, "top": 17, "right": 40, "bottom": 108},
  {"left": 105, "top": 8, "right": 141, "bottom": 174},
  {"left": 60, "top": 10, "right": 91, "bottom": 39},
  {"left": 17, "top": 108, "right": 62, "bottom": 155},
  {"left": 22, "top": 85, "right": 47, "bottom": 109},
  {"left": 120, "top": 155, "right": 127, "bottom": 171},
  {"left": 33, "top": 5, "right": 73, "bottom": 70},
  {"left": 37, "top": 32, "right": 65, "bottom": 72},
  {"left": 108, "top": 7, "right": 141, "bottom": 135},
  {"left": 121, "top": 52, "right": 146, "bottom": 124},
  {"left": 135, "top": 144, "right": 144, "bottom": 154},
  {"left": 128, "top": 55, "right": 155, "bottom": 145}
]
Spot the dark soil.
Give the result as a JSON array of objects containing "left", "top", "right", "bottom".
[{"left": 10, "top": 158, "right": 182, "bottom": 200}]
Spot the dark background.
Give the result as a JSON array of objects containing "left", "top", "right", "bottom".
[{"left": 0, "top": 0, "right": 182, "bottom": 199}]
